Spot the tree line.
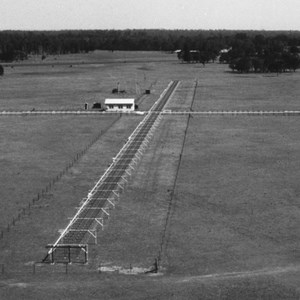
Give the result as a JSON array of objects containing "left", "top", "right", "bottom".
[
  {"left": 178, "top": 32, "right": 300, "bottom": 73},
  {"left": 1, "top": 30, "right": 300, "bottom": 72},
  {"left": 1, "top": 29, "right": 224, "bottom": 61}
]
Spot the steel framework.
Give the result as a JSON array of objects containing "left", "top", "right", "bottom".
[{"left": 42, "top": 80, "right": 179, "bottom": 264}]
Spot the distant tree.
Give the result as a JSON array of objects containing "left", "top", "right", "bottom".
[
  {"left": 199, "top": 51, "right": 210, "bottom": 65},
  {"left": 229, "top": 59, "right": 238, "bottom": 72},
  {"left": 253, "top": 34, "right": 266, "bottom": 56},
  {"left": 182, "top": 42, "right": 191, "bottom": 63},
  {"left": 219, "top": 52, "right": 230, "bottom": 64},
  {"left": 229, "top": 57, "right": 252, "bottom": 73},
  {"left": 282, "top": 52, "right": 300, "bottom": 72},
  {"left": 267, "top": 58, "right": 284, "bottom": 73},
  {"left": 190, "top": 51, "right": 200, "bottom": 63},
  {"left": 0, "top": 43, "right": 15, "bottom": 62},
  {"left": 1, "top": 29, "right": 300, "bottom": 73},
  {"left": 252, "top": 57, "right": 265, "bottom": 72},
  {"left": 0, "top": 65, "right": 3, "bottom": 76},
  {"left": 290, "top": 45, "right": 300, "bottom": 54}
]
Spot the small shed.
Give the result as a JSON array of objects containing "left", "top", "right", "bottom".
[{"left": 104, "top": 98, "right": 135, "bottom": 112}]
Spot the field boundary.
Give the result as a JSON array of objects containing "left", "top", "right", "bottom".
[
  {"left": 42, "top": 81, "right": 179, "bottom": 264},
  {"left": 0, "top": 116, "right": 120, "bottom": 242},
  {"left": 1, "top": 110, "right": 300, "bottom": 116},
  {"left": 0, "top": 111, "right": 145, "bottom": 116},
  {"left": 157, "top": 80, "right": 198, "bottom": 269},
  {"left": 161, "top": 110, "right": 300, "bottom": 116}
]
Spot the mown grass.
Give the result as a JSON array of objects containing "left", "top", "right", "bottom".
[
  {"left": 166, "top": 116, "right": 300, "bottom": 276},
  {"left": 0, "top": 53, "right": 300, "bottom": 299},
  {"left": 192, "top": 63, "right": 300, "bottom": 111},
  {"left": 0, "top": 115, "right": 121, "bottom": 230},
  {"left": 0, "top": 51, "right": 178, "bottom": 111},
  {"left": 0, "top": 114, "right": 143, "bottom": 268}
]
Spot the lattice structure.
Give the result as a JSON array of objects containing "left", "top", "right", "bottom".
[{"left": 43, "top": 80, "right": 179, "bottom": 264}]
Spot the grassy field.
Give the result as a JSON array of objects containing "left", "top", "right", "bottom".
[
  {"left": 0, "top": 115, "right": 121, "bottom": 228},
  {"left": 1, "top": 51, "right": 177, "bottom": 111},
  {"left": 167, "top": 116, "right": 300, "bottom": 272},
  {"left": 0, "top": 52, "right": 300, "bottom": 299}
]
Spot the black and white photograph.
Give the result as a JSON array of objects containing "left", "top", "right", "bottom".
[{"left": 0, "top": 0, "right": 300, "bottom": 299}]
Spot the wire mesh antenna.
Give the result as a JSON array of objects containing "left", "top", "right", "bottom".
[{"left": 42, "top": 81, "right": 179, "bottom": 264}]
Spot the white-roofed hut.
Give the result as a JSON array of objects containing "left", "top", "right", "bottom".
[{"left": 104, "top": 98, "right": 135, "bottom": 112}]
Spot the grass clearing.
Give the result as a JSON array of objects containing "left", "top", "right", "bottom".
[
  {"left": 0, "top": 51, "right": 177, "bottom": 111},
  {"left": 0, "top": 114, "right": 142, "bottom": 269},
  {"left": 0, "top": 52, "right": 300, "bottom": 299},
  {"left": 194, "top": 64, "right": 300, "bottom": 111},
  {"left": 0, "top": 115, "right": 121, "bottom": 228},
  {"left": 165, "top": 116, "right": 300, "bottom": 276}
]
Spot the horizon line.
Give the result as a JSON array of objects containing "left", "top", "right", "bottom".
[{"left": 1, "top": 28, "right": 300, "bottom": 33}]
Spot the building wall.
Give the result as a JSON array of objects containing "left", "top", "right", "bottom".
[{"left": 105, "top": 102, "right": 135, "bottom": 112}]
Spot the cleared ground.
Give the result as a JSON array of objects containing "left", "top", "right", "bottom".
[
  {"left": 0, "top": 51, "right": 175, "bottom": 111},
  {"left": 166, "top": 116, "right": 300, "bottom": 275},
  {"left": 0, "top": 115, "right": 121, "bottom": 228},
  {"left": 0, "top": 52, "right": 300, "bottom": 299}
]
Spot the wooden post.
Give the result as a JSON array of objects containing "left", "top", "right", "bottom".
[
  {"left": 68, "top": 246, "right": 71, "bottom": 263},
  {"left": 51, "top": 251, "right": 54, "bottom": 264},
  {"left": 85, "top": 246, "right": 88, "bottom": 264}
]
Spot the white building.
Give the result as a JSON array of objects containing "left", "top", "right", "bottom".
[{"left": 104, "top": 98, "right": 135, "bottom": 112}]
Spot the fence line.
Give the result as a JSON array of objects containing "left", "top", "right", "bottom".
[
  {"left": 0, "top": 110, "right": 144, "bottom": 116},
  {"left": 1, "top": 110, "right": 300, "bottom": 117},
  {"left": 160, "top": 110, "right": 300, "bottom": 116},
  {"left": 0, "top": 116, "right": 120, "bottom": 242},
  {"left": 156, "top": 80, "right": 197, "bottom": 269}
]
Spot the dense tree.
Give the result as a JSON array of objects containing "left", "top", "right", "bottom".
[
  {"left": 0, "top": 29, "right": 299, "bottom": 74},
  {"left": 224, "top": 33, "right": 300, "bottom": 73},
  {"left": 182, "top": 43, "right": 191, "bottom": 62},
  {"left": 219, "top": 51, "right": 230, "bottom": 63}
]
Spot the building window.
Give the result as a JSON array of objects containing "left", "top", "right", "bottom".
[
  {"left": 126, "top": 105, "right": 132, "bottom": 109},
  {"left": 108, "top": 105, "right": 114, "bottom": 109},
  {"left": 118, "top": 105, "right": 123, "bottom": 109}
]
